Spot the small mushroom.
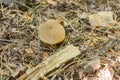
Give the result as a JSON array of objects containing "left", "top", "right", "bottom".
[{"left": 39, "top": 19, "right": 66, "bottom": 45}]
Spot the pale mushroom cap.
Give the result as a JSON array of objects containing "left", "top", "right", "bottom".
[{"left": 39, "top": 19, "right": 65, "bottom": 45}]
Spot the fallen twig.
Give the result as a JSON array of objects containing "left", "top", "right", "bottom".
[{"left": 18, "top": 44, "right": 80, "bottom": 80}]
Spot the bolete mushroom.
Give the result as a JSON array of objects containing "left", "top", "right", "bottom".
[{"left": 39, "top": 19, "right": 66, "bottom": 45}]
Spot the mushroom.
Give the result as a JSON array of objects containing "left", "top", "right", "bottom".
[{"left": 39, "top": 19, "right": 66, "bottom": 45}]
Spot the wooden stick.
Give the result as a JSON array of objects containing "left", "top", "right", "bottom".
[{"left": 18, "top": 45, "right": 80, "bottom": 80}]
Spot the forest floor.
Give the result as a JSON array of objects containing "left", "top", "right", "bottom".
[{"left": 0, "top": 0, "right": 120, "bottom": 80}]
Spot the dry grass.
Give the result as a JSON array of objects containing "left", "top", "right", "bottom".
[{"left": 0, "top": 0, "right": 120, "bottom": 80}]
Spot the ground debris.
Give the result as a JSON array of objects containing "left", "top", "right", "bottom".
[{"left": 1, "top": 0, "right": 120, "bottom": 80}]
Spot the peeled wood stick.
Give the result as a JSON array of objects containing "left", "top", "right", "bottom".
[{"left": 18, "top": 44, "right": 80, "bottom": 80}]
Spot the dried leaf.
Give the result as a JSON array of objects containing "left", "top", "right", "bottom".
[
  {"left": 84, "top": 58, "right": 101, "bottom": 73},
  {"left": 89, "top": 11, "right": 115, "bottom": 27},
  {"left": 96, "top": 65, "right": 114, "bottom": 80}
]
